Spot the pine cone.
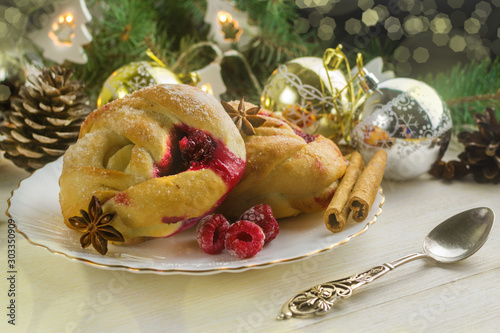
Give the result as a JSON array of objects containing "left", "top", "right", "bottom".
[
  {"left": 457, "top": 107, "right": 500, "bottom": 183},
  {"left": 429, "top": 160, "right": 469, "bottom": 180},
  {"left": 0, "top": 66, "right": 91, "bottom": 172},
  {"left": 0, "top": 79, "right": 21, "bottom": 121}
]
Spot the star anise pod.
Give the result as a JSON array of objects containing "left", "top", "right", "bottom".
[
  {"left": 68, "top": 196, "right": 124, "bottom": 255},
  {"left": 221, "top": 97, "right": 266, "bottom": 136},
  {"left": 457, "top": 107, "right": 500, "bottom": 183}
]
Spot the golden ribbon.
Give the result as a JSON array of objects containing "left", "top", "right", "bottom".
[{"left": 322, "top": 44, "right": 376, "bottom": 144}]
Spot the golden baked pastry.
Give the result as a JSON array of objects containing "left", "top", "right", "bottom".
[
  {"left": 218, "top": 101, "right": 346, "bottom": 219},
  {"left": 59, "top": 84, "right": 246, "bottom": 243}
]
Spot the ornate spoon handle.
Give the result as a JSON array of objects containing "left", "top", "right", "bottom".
[{"left": 278, "top": 252, "right": 428, "bottom": 320}]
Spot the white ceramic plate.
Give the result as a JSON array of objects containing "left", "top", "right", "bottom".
[{"left": 8, "top": 157, "right": 384, "bottom": 275}]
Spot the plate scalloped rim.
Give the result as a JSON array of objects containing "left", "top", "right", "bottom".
[{"left": 7, "top": 157, "right": 385, "bottom": 275}]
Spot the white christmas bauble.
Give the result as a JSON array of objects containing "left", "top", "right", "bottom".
[{"left": 354, "top": 78, "right": 452, "bottom": 181}]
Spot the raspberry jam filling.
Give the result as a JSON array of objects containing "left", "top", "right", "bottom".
[
  {"left": 179, "top": 129, "right": 216, "bottom": 168},
  {"left": 292, "top": 127, "right": 318, "bottom": 143},
  {"left": 155, "top": 124, "right": 245, "bottom": 230}
]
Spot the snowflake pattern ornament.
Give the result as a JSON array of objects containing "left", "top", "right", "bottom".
[
  {"left": 97, "top": 61, "right": 181, "bottom": 107},
  {"left": 353, "top": 78, "right": 452, "bottom": 181},
  {"left": 28, "top": 0, "right": 92, "bottom": 64},
  {"left": 260, "top": 56, "right": 348, "bottom": 138}
]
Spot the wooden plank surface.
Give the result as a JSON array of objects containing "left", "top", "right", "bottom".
[{"left": 0, "top": 151, "right": 499, "bottom": 332}]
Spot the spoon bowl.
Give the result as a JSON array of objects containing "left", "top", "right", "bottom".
[
  {"left": 423, "top": 207, "right": 495, "bottom": 263},
  {"left": 423, "top": 207, "right": 494, "bottom": 263}
]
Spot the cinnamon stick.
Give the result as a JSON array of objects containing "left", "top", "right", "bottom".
[
  {"left": 324, "top": 151, "right": 365, "bottom": 233},
  {"left": 348, "top": 150, "right": 387, "bottom": 222}
]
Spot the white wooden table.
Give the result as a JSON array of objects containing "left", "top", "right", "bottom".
[{"left": 1, "top": 148, "right": 499, "bottom": 333}]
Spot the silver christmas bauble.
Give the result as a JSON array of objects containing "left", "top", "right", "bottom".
[{"left": 353, "top": 78, "right": 452, "bottom": 181}]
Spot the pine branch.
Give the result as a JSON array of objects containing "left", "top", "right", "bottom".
[
  {"left": 68, "top": 0, "right": 212, "bottom": 106},
  {"left": 69, "top": 0, "right": 167, "bottom": 106},
  {"left": 236, "top": 0, "right": 321, "bottom": 78},
  {"left": 447, "top": 89, "right": 500, "bottom": 106},
  {"left": 421, "top": 58, "right": 500, "bottom": 128}
]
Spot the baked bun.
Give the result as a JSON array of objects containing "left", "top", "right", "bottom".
[
  {"left": 218, "top": 101, "right": 346, "bottom": 219},
  {"left": 59, "top": 84, "right": 246, "bottom": 243}
]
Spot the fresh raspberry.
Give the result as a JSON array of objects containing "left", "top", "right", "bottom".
[
  {"left": 240, "top": 204, "right": 279, "bottom": 244},
  {"left": 224, "top": 221, "right": 265, "bottom": 259},
  {"left": 179, "top": 129, "right": 216, "bottom": 168},
  {"left": 196, "top": 214, "right": 230, "bottom": 255}
]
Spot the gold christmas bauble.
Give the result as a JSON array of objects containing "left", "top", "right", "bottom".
[
  {"left": 97, "top": 61, "right": 181, "bottom": 107},
  {"left": 260, "top": 57, "right": 348, "bottom": 138}
]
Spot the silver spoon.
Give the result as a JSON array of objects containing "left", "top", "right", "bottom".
[{"left": 278, "top": 207, "right": 494, "bottom": 320}]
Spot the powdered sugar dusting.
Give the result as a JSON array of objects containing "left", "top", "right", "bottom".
[
  {"left": 162, "top": 84, "right": 224, "bottom": 124},
  {"left": 60, "top": 83, "right": 245, "bottom": 242}
]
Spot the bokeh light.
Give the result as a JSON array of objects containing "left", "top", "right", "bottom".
[
  {"left": 474, "top": 1, "right": 492, "bottom": 19},
  {"left": 1, "top": 0, "right": 499, "bottom": 85},
  {"left": 422, "top": 0, "right": 437, "bottom": 15},
  {"left": 345, "top": 18, "right": 362, "bottom": 35},
  {"left": 294, "top": 17, "right": 309, "bottom": 34},
  {"left": 449, "top": 35, "right": 467, "bottom": 52},
  {"left": 318, "top": 17, "right": 336, "bottom": 40},
  {"left": 469, "top": 44, "right": 490, "bottom": 61},
  {"left": 413, "top": 47, "right": 430, "bottom": 63},
  {"left": 394, "top": 46, "right": 411, "bottom": 62},
  {"left": 361, "top": 9, "right": 378, "bottom": 27},
  {"left": 404, "top": 16, "right": 429, "bottom": 35},
  {"left": 464, "top": 17, "right": 481, "bottom": 34},
  {"left": 308, "top": 10, "right": 323, "bottom": 28},
  {"left": 357, "top": 0, "right": 374, "bottom": 11},
  {"left": 430, "top": 15, "right": 452, "bottom": 34},
  {"left": 372, "top": 5, "right": 389, "bottom": 22},
  {"left": 398, "top": 0, "right": 423, "bottom": 14},
  {"left": 5, "top": 7, "right": 22, "bottom": 26},
  {"left": 447, "top": 0, "right": 465, "bottom": 9},
  {"left": 464, "top": 34, "right": 482, "bottom": 51},
  {"left": 385, "top": 16, "right": 403, "bottom": 40},
  {"left": 432, "top": 33, "right": 450, "bottom": 46}
]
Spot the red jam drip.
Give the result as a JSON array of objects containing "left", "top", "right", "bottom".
[
  {"left": 162, "top": 215, "right": 187, "bottom": 224},
  {"left": 163, "top": 217, "right": 201, "bottom": 236},
  {"left": 153, "top": 145, "right": 172, "bottom": 178},
  {"left": 188, "top": 137, "right": 245, "bottom": 190}
]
